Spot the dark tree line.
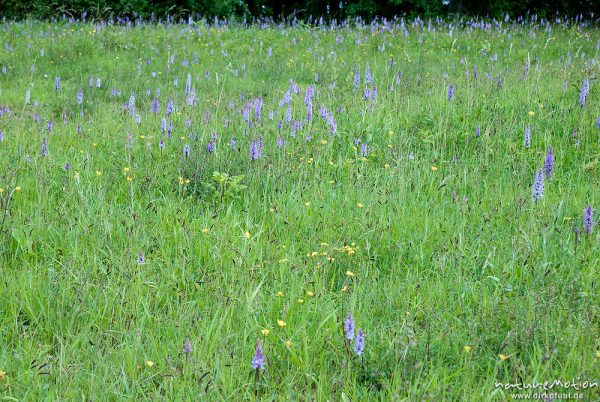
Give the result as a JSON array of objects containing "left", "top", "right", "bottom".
[{"left": 0, "top": 0, "right": 597, "bottom": 20}]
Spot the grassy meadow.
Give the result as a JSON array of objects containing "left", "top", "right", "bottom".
[{"left": 0, "top": 16, "right": 598, "bottom": 400}]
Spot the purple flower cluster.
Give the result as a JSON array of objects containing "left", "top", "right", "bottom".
[
  {"left": 579, "top": 79, "right": 589, "bottom": 107},
  {"left": 344, "top": 313, "right": 355, "bottom": 340},
  {"left": 254, "top": 97, "right": 263, "bottom": 122},
  {"left": 137, "top": 251, "right": 145, "bottom": 264},
  {"left": 583, "top": 206, "right": 593, "bottom": 234},
  {"left": 185, "top": 73, "right": 192, "bottom": 95},
  {"left": 250, "top": 137, "right": 263, "bottom": 160},
  {"left": 167, "top": 98, "right": 173, "bottom": 115},
  {"left": 128, "top": 94, "right": 135, "bottom": 116},
  {"left": 40, "top": 137, "right": 48, "bottom": 157},
  {"left": 183, "top": 338, "right": 192, "bottom": 355},
  {"left": 360, "top": 142, "right": 368, "bottom": 157},
  {"left": 364, "top": 65, "right": 373, "bottom": 84},
  {"left": 544, "top": 146, "right": 554, "bottom": 179},
  {"left": 251, "top": 339, "right": 265, "bottom": 370},
  {"left": 524, "top": 125, "right": 531, "bottom": 148},
  {"left": 344, "top": 313, "right": 365, "bottom": 356},
  {"left": 354, "top": 329, "right": 365, "bottom": 356},
  {"left": 531, "top": 169, "right": 544, "bottom": 201},
  {"left": 353, "top": 68, "right": 360, "bottom": 92}
]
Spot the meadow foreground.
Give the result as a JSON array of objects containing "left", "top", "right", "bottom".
[{"left": 0, "top": 15, "right": 598, "bottom": 400}]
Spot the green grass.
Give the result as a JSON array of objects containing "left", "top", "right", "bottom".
[{"left": 0, "top": 17, "right": 598, "bottom": 400}]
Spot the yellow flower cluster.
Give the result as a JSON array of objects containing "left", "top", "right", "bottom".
[
  {"left": 339, "top": 245, "right": 357, "bottom": 255},
  {"left": 306, "top": 242, "right": 359, "bottom": 259},
  {"left": 306, "top": 251, "right": 328, "bottom": 257}
]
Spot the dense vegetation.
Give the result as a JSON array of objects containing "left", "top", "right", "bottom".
[
  {"left": 0, "top": 0, "right": 598, "bottom": 20},
  {"left": 0, "top": 15, "right": 598, "bottom": 400}
]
